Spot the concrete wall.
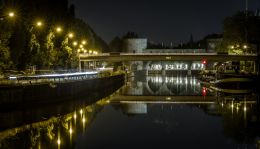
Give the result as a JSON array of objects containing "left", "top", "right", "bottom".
[{"left": 0, "top": 75, "right": 125, "bottom": 108}]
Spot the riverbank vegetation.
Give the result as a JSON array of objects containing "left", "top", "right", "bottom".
[{"left": 0, "top": 0, "right": 108, "bottom": 72}]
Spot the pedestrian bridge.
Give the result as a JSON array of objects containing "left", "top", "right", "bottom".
[{"left": 79, "top": 53, "right": 258, "bottom": 62}]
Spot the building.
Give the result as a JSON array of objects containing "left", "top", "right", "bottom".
[{"left": 124, "top": 38, "right": 147, "bottom": 53}]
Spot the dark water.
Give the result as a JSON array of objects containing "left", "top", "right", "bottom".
[{"left": 0, "top": 75, "right": 260, "bottom": 149}]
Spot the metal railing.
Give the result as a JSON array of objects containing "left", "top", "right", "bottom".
[
  {"left": 0, "top": 71, "right": 99, "bottom": 86},
  {"left": 79, "top": 52, "right": 257, "bottom": 57}
]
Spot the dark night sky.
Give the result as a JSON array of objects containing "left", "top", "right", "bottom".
[{"left": 69, "top": 0, "right": 259, "bottom": 44}]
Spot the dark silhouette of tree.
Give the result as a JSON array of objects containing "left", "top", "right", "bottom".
[
  {"left": 0, "top": 0, "right": 109, "bottom": 71},
  {"left": 109, "top": 37, "right": 123, "bottom": 52},
  {"left": 223, "top": 11, "right": 260, "bottom": 53}
]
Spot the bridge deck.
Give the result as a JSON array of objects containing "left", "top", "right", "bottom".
[{"left": 79, "top": 53, "right": 258, "bottom": 62}]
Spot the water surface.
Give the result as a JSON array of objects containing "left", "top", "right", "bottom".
[{"left": 0, "top": 75, "right": 259, "bottom": 149}]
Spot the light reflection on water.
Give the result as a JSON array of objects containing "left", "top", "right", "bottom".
[{"left": 0, "top": 76, "right": 260, "bottom": 149}]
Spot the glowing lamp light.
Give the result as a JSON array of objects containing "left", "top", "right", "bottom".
[
  {"left": 82, "top": 40, "right": 87, "bottom": 45},
  {"left": 69, "top": 128, "right": 73, "bottom": 134},
  {"left": 73, "top": 113, "right": 77, "bottom": 119},
  {"left": 80, "top": 109, "right": 83, "bottom": 114},
  {"left": 56, "top": 27, "right": 62, "bottom": 33},
  {"left": 57, "top": 139, "right": 61, "bottom": 145},
  {"left": 68, "top": 33, "right": 74, "bottom": 38},
  {"left": 244, "top": 106, "right": 247, "bottom": 112},
  {"left": 202, "top": 60, "right": 207, "bottom": 64},
  {"left": 82, "top": 118, "right": 86, "bottom": 123},
  {"left": 202, "top": 87, "right": 207, "bottom": 96},
  {"left": 36, "top": 21, "right": 42, "bottom": 27},
  {"left": 73, "top": 41, "right": 78, "bottom": 46},
  {"left": 231, "top": 104, "right": 234, "bottom": 108},
  {"left": 8, "top": 12, "right": 15, "bottom": 17}
]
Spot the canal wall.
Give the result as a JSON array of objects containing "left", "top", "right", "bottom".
[{"left": 0, "top": 74, "right": 125, "bottom": 109}]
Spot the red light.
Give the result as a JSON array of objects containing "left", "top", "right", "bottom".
[
  {"left": 202, "top": 87, "right": 207, "bottom": 96},
  {"left": 202, "top": 60, "right": 207, "bottom": 64}
]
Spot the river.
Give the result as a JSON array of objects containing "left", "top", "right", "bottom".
[{"left": 0, "top": 75, "right": 259, "bottom": 149}]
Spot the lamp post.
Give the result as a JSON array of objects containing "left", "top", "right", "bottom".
[{"left": 0, "top": 11, "right": 15, "bottom": 20}]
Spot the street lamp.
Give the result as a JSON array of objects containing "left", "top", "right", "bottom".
[
  {"left": 0, "top": 11, "right": 16, "bottom": 20},
  {"left": 73, "top": 41, "right": 78, "bottom": 46},
  {"left": 56, "top": 27, "right": 62, "bottom": 33},
  {"left": 68, "top": 33, "right": 74, "bottom": 38},
  {"left": 36, "top": 21, "right": 43, "bottom": 27},
  {"left": 82, "top": 40, "right": 87, "bottom": 45},
  {"left": 8, "top": 12, "right": 15, "bottom": 18}
]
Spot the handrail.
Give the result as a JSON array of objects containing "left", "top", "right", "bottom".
[{"left": 79, "top": 53, "right": 257, "bottom": 57}]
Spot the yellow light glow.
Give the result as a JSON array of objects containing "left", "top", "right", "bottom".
[
  {"left": 84, "top": 50, "right": 87, "bottom": 53},
  {"left": 36, "top": 21, "right": 42, "bottom": 27},
  {"left": 230, "top": 45, "right": 234, "bottom": 49},
  {"left": 80, "top": 45, "right": 83, "bottom": 48},
  {"left": 82, "top": 40, "right": 87, "bottom": 45},
  {"left": 73, "top": 41, "right": 78, "bottom": 46},
  {"left": 8, "top": 12, "right": 14, "bottom": 17},
  {"left": 244, "top": 106, "right": 247, "bottom": 112},
  {"left": 231, "top": 104, "right": 234, "bottom": 108},
  {"left": 82, "top": 118, "right": 86, "bottom": 123},
  {"left": 80, "top": 109, "right": 83, "bottom": 114},
  {"left": 69, "top": 128, "right": 73, "bottom": 134},
  {"left": 57, "top": 139, "right": 61, "bottom": 145},
  {"left": 89, "top": 50, "right": 92, "bottom": 54},
  {"left": 56, "top": 27, "right": 62, "bottom": 32},
  {"left": 68, "top": 33, "right": 74, "bottom": 38},
  {"left": 73, "top": 113, "right": 77, "bottom": 119},
  {"left": 77, "top": 49, "right": 81, "bottom": 53},
  {"left": 243, "top": 45, "right": 248, "bottom": 49}
]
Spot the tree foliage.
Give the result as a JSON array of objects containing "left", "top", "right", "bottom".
[
  {"left": 223, "top": 11, "right": 260, "bottom": 54},
  {"left": 0, "top": 0, "right": 109, "bottom": 71}
]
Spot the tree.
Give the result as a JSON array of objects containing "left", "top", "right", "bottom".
[
  {"left": 0, "top": 0, "right": 110, "bottom": 72},
  {"left": 0, "top": 30, "right": 12, "bottom": 71},
  {"left": 109, "top": 37, "right": 123, "bottom": 52},
  {"left": 223, "top": 11, "right": 260, "bottom": 54}
]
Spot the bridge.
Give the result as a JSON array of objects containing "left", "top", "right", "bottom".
[
  {"left": 79, "top": 53, "right": 258, "bottom": 62},
  {"left": 78, "top": 53, "right": 258, "bottom": 74}
]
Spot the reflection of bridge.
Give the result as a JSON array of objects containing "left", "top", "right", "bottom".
[
  {"left": 123, "top": 76, "right": 203, "bottom": 96},
  {"left": 111, "top": 95, "right": 215, "bottom": 104}
]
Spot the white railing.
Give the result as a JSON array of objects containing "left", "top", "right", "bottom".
[{"left": 79, "top": 53, "right": 257, "bottom": 57}]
